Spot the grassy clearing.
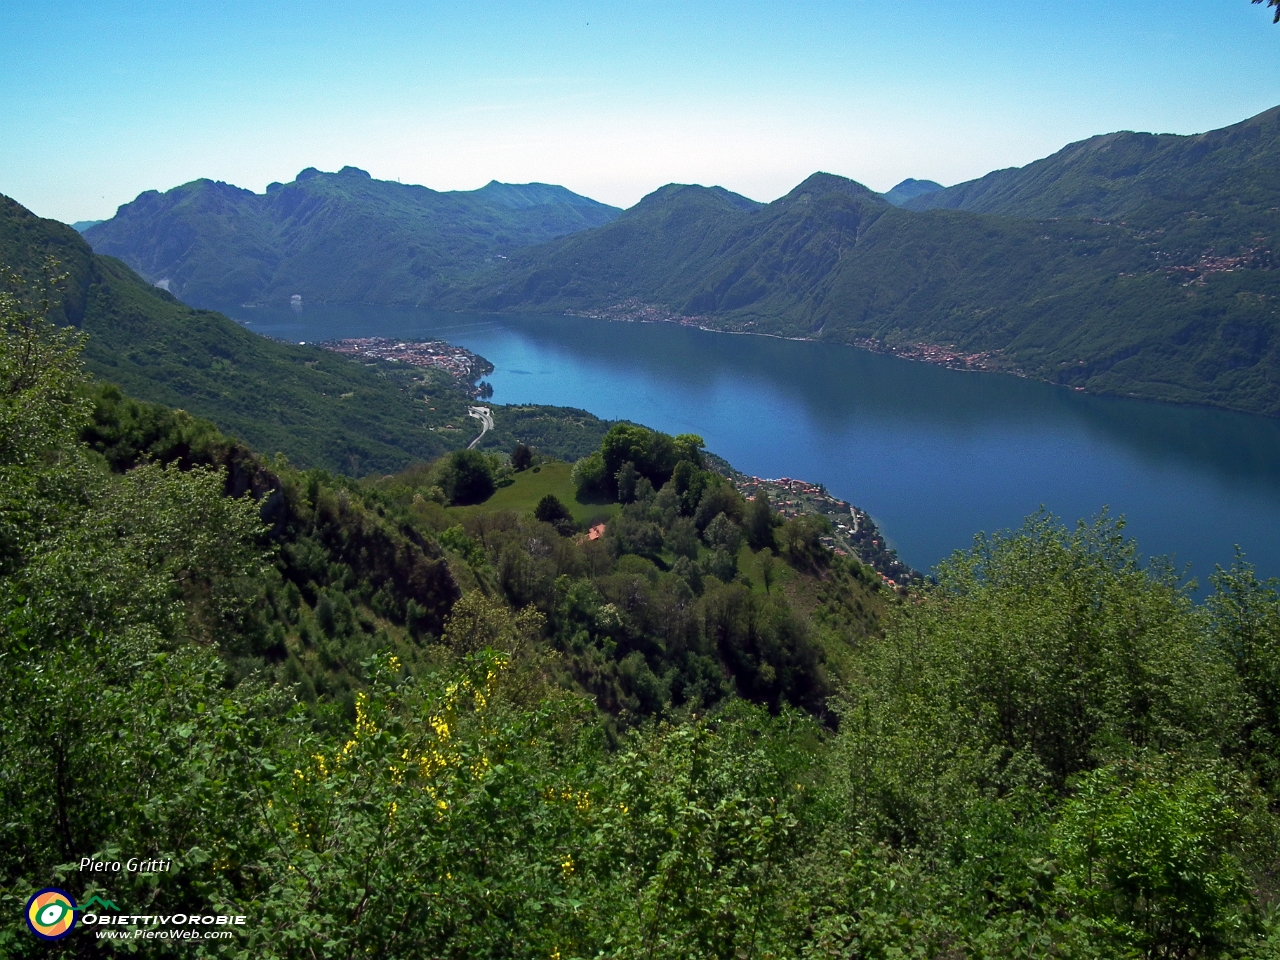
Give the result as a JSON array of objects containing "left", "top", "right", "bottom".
[
  {"left": 446, "top": 461, "right": 620, "bottom": 525},
  {"left": 736, "top": 543, "right": 778, "bottom": 594}
]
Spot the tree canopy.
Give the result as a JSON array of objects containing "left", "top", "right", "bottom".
[{"left": 3, "top": 278, "right": 1280, "bottom": 956}]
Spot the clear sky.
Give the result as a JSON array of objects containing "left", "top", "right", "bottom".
[{"left": 3, "top": 0, "right": 1278, "bottom": 223}]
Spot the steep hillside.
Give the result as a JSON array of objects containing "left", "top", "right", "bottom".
[
  {"left": 471, "top": 174, "right": 895, "bottom": 321},
  {"left": 466, "top": 174, "right": 1150, "bottom": 340},
  {"left": 2, "top": 194, "right": 611, "bottom": 473},
  {"left": 904, "top": 106, "right": 1280, "bottom": 258},
  {"left": 454, "top": 110, "right": 1280, "bottom": 417},
  {"left": 83, "top": 167, "right": 621, "bottom": 308},
  {"left": 8, "top": 279, "right": 1280, "bottom": 956},
  {"left": 471, "top": 182, "right": 765, "bottom": 312}
]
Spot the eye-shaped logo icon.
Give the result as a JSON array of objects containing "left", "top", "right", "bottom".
[{"left": 26, "top": 888, "right": 77, "bottom": 940}]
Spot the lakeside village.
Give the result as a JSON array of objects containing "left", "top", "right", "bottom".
[
  {"left": 319, "top": 335, "right": 918, "bottom": 587},
  {"left": 567, "top": 299, "right": 998, "bottom": 372},
  {"left": 732, "top": 473, "right": 921, "bottom": 590},
  {"left": 317, "top": 337, "right": 494, "bottom": 398}
]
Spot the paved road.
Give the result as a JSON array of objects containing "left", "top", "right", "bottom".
[{"left": 467, "top": 406, "right": 494, "bottom": 449}]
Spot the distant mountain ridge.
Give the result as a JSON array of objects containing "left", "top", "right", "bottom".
[
  {"left": 449, "top": 106, "right": 1280, "bottom": 417},
  {"left": 904, "top": 106, "right": 1280, "bottom": 253},
  {"left": 473, "top": 180, "right": 613, "bottom": 210},
  {"left": 83, "top": 167, "right": 621, "bottom": 308},
  {"left": 75, "top": 105, "right": 1280, "bottom": 418}
]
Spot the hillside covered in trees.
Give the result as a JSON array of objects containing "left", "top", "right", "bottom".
[
  {"left": 1, "top": 193, "right": 612, "bottom": 475},
  {"left": 82, "top": 169, "right": 620, "bottom": 309},
  {"left": 3, "top": 263, "right": 1280, "bottom": 957},
  {"left": 457, "top": 106, "right": 1280, "bottom": 418}
]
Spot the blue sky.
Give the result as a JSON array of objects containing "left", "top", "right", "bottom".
[{"left": 3, "top": 0, "right": 1278, "bottom": 223}]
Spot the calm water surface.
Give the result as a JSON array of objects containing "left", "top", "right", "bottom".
[{"left": 227, "top": 303, "right": 1280, "bottom": 590}]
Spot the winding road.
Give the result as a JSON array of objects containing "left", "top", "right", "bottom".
[{"left": 467, "top": 406, "right": 493, "bottom": 449}]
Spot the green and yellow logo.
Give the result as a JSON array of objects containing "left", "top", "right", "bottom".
[{"left": 25, "top": 888, "right": 77, "bottom": 940}]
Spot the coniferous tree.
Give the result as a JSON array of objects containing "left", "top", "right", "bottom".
[{"left": 745, "top": 488, "right": 776, "bottom": 551}]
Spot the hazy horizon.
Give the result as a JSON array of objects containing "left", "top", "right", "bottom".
[{"left": 5, "top": 0, "right": 1279, "bottom": 224}]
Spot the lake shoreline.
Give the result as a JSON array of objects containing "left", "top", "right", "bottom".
[
  {"left": 238, "top": 299, "right": 1280, "bottom": 421},
  {"left": 561, "top": 301, "right": 1004, "bottom": 372},
  {"left": 553, "top": 304, "right": 1277, "bottom": 421},
  {"left": 222, "top": 301, "right": 1280, "bottom": 592}
]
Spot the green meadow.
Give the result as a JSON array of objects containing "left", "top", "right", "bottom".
[{"left": 445, "top": 460, "right": 620, "bottom": 526}]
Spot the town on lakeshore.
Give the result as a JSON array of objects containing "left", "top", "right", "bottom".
[
  {"left": 317, "top": 337, "right": 494, "bottom": 396},
  {"left": 731, "top": 473, "right": 921, "bottom": 589},
  {"left": 568, "top": 300, "right": 999, "bottom": 372}
]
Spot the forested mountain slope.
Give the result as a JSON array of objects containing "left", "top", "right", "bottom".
[
  {"left": 1, "top": 194, "right": 610, "bottom": 473},
  {"left": 466, "top": 173, "right": 883, "bottom": 318},
  {"left": 454, "top": 108, "right": 1280, "bottom": 417},
  {"left": 881, "top": 177, "right": 944, "bottom": 206},
  {"left": 904, "top": 105, "right": 1280, "bottom": 254},
  {"left": 83, "top": 167, "right": 620, "bottom": 308}
]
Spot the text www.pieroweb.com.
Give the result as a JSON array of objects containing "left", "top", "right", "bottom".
[
  {"left": 83, "top": 912, "right": 247, "bottom": 941},
  {"left": 96, "top": 927, "right": 234, "bottom": 940}
]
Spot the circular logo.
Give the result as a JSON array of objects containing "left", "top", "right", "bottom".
[{"left": 26, "top": 888, "right": 77, "bottom": 940}]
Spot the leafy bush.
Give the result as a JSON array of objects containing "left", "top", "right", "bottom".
[
  {"left": 1053, "top": 760, "right": 1260, "bottom": 957},
  {"left": 571, "top": 450, "right": 607, "bottom": 497},
  {"left": 532, "top": 493, "right": 574, "bottom": 534},
  {"left": 510, "top": 441, "right": 533, "bottom": 471},
  {"left": 438, "top": 448, "right": 495, "bottom": 505}
]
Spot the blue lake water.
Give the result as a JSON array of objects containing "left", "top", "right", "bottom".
[{"left": 226, "top": 303, "right": 1280, "bottom": 592}]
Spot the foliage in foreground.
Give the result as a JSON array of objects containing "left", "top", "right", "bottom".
[{"left": 3, "top": 285, "right": 1280, "bottom": 958}]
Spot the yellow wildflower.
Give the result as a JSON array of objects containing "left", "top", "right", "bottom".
[{"left": 353, "top": 691, "right": 377, "bottom": 738}]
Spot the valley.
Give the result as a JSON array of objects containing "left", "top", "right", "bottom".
[{"left": 76, "top": 106, "right": 1280, "bottom": 421}]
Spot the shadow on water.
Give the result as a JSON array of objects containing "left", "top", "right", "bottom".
[{"left": 224, "top": 303, "right": 1280, "bottom": 589}]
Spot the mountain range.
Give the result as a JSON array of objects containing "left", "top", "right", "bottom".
[
  {"left": 452, "top": 107, "right": 1280, "bottom": 416},
  {"left": 75, "top": 106, "right": 1280, "bottom": 417},
  {"left": 83, "top": 168, "right": 620, "bottom": 308}
]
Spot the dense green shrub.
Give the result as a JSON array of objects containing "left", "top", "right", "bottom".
[
  {"left": 533, "top": 493, "right": 574, "bottom": 534},
  {"left": 438, "top": 448, "right": 496, "bottom": 505},
  {"left": 510, "top": 441, "right": 533, "bottom": 471}
]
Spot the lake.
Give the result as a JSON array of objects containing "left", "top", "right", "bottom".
[{"left": 226, "top": 303, "right": 1280, "bottom": 592}]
